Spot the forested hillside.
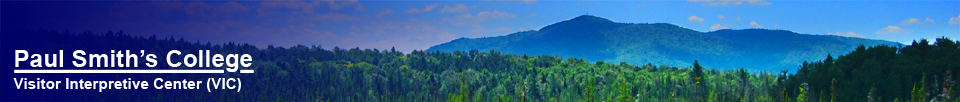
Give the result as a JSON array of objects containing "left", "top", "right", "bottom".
[
  {"left": 428, "top": 15, "right": 902, "bottom": 71},
  {"left": 783, "top": 38, "right": 960, "bottom": 102},
  {"left": 2, "top": 29, "right": 956, "bottom": 101}
]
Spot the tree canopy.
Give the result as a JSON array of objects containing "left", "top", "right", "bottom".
[{"left": 3, "top": 29, "right": 956, "bottom": 101}]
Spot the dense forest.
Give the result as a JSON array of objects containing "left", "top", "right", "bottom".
[
  {"left": 2, "top": 29, "right": 957, "bottom": 101},
  {"left": 783, "top": 38, "right": 960, "bottom": 102}
]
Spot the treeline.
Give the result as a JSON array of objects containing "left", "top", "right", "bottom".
[
  {"left": 783, "top": 38, "right": 959, "bottom": 102},
  {"left": 2, "top": 29, "right": 957, "bottom": 102}
]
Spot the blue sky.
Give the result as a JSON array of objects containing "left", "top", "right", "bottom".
[{"left": 4, "top": 0, "right": 958, "bottom": 52}]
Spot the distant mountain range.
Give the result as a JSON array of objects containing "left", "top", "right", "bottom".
[{"left": 427, "top": 15, "right": 902, "bottom": 71}]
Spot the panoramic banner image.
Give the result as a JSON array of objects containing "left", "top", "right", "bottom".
[{"left": 2, "top": 0, "right": 959, "bottom": 101}]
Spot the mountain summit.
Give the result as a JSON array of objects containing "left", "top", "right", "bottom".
[
  {"left": 539, "top": 15, "right": 622, "bottom": 31},
  {"left": 427, "top": 15, "right": 901, "bottom": 71}
]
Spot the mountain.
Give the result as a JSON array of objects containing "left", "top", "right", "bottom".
[{"left": 427, "top": 15, "right": 902, "bottom": 71}]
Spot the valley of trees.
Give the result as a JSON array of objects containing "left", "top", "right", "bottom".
[{"left": 3, "top": 29, "right": 957, "bottom": 101}]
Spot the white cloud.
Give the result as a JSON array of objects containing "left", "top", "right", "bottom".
[
  {"left": 718, "top": 15, "right": 725, "bottom": 20},
  {"left": 951, "top": 15, "right": 960, "bottom": 25},
  {"left": 901, "top": 18, "right": 920, "bottom": 25},
  {"left": 749, "top": 21, "right": 763, "bottom": 28},
  {"left": 375, "top": 9, "right": 394, "bottom": 17},
  {"left": 441, "top": 4, "right": 469, "bottom": 13},
  {"left": 710, "top": 24, "right": 729, "bottom": 30},
  {"left": 688, "top": 0, "right": 771, "bottom": 6},
  {"left": 688, "top": 16, "right": 704, "bottom": 22},
  {"left": 875, "top": 26, "right": 910, "bottom": 35},
  {"left": 405, "top": 4, "right": 439, "bottom": 14},
  {"left": 901, "top": 18, "right": 933, "bottom": 25},
  {"left": 827, "top": 31, "right": 863, "bottom": 38}
]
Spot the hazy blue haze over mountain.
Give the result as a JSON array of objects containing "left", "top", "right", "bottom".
[{"left": 427, "top": 15, "right": 903, "bottom": 71}]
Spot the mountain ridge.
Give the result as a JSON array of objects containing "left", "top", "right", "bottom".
[{"left": 428, "top": 15, "right": 902, "bottom": 71}]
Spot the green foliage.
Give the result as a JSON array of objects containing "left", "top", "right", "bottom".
[
  {"left": 584, "top": 76, "right": 597, "bottom": 102},
  {"left": 9, "top": 29, "right": 955, "bottom": 102},
  {"left": 784, "top": 37, "right": 959, "bottom": 102}
]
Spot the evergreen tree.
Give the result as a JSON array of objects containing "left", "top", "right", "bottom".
[{"left": 692, "top": 60, "right": 704, "bottom": 85}]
